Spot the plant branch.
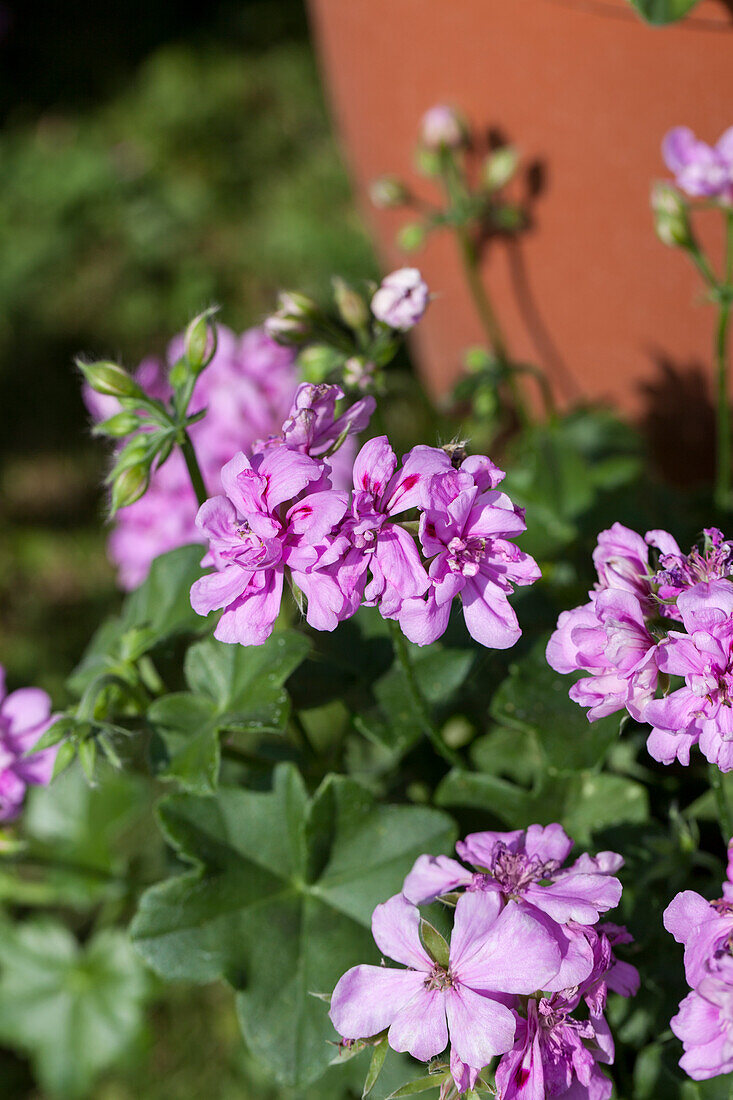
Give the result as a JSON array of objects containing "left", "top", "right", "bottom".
[{"left": 181, "top": 431, "right": 208, "bottom": 508}]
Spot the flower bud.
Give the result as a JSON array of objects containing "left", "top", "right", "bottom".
[
  {"left": 264, "top": 313, "right": 310, "bottom": 345},
  {"left": 371, "top": 268, "right": 430, "bottom": 331},
  {"left": 76, "top": 360, "right": 144, "bottom": 399},
  {"left": 651, "top": 182, "right": 693, "bottom": 248},
  {"left": 333, "top": 277, "right": 369, "bottom": 330},
  {"left": 418, "top": 104, "right": 468, "bottom": 151},
  {"left": 343, "top": 356, "right": 375, "bottom": 390},
  {"left": 111, "top": 463, "right": 150, "bottom": 512},
  {"left": 184, "top": 306, "right": 219, "bottom": 374},
  {"left": 93, "top": 411, "right": 141, "bottom": 438},
  {"left": 277, "top": 290, "right": 318, "bottom": 320},
  {"left": 482, "top": 146, "right": 519, "bottom": 191},
  {"left": 396, "top": 223, "right": 426, "bottom": 252},
  {"left": 369, "top": 175, "right": 409, "bottom": 209}
]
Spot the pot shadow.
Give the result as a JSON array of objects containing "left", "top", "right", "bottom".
[{"left": 638, "top": 353, "right": 717, "bottom": 486}]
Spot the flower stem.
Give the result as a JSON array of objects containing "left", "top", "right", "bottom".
[
  {"left": 709, "top": 762, "right": 732, "bottom": 847},
  {"left": 181, "top": 431, "right": 208, "bottom": 508},
  {"left": 714, "top": 210, "right": 733, "bottom": 512},
  {"left": 387, "top": 618, "right": 460, "bottom": 767}
]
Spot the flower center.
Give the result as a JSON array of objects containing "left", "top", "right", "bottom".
[
  {"left": 446, "top": 535, "right": 485, "bottom": 577},
  {"left": 470, "top": 842, "right": 562, "bottom": 898},
  {"left": 423, "top": 965, "right": 454, "bottom": 992}
]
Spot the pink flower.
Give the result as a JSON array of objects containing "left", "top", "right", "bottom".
[
  {"left": 671, "top": 965, "right": 733, "bottom": 1081},
  {"left": 329, "top": 891, "right": 561, "bottom": 1087},
  {"left": 190, "top": 449, "right": 349, "bottom": 645},
  {"left": 644, "top": 580, "right": 733, "bottom": 770},
  {"left": 371, "top": 268, "right": 430, "bottom": 331},
  {"left": 258, "top": 382, "right": 375, "bottom": 459},
  {"left": 86, "top": 326, "right": 299, "bottom": 589},
  {"left": 592, "top": 523, "right": 652, "bottom": 607},
  {"left": 0, "top": 666, "right": 57, "bottom": 821},
  {"left": 403, "top": 824, "right": 623, "bottom": 993},
  {"left": 651, "top": 528, "right": 733, "bottom": 614},
  {"left": 398, "top": 458, "right": 540, "bottom": 648},
  {"left": 664, "top": 845, "right": 733, "bottom": 989},
  {"left": 419, "top": 105, "right": 467, "bottom": 151},
  {"left": 546, "top": 589, "right": 659, "bottom": 722},
  {"left": 495, "top": 993, "right": 614, "bottom": 1100},
  {"left": 663, "top": 126, "right": 733, "bottom": 202},
  {"left": 329, "top": 436, "right": 452, "bottom": 619}
]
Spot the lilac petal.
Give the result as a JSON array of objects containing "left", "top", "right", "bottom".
[
  {"left": 539, "top": 920, "right": 594, "bottom": 992},
  {"left": 494, "top": 1016, "right": 543, "bottom": 1100},
  {"left": 646, "top": 724, "right": 699, "bottom": 766},
  {"left": 607, "top": 959, "right": 640, "bottom": 998},
  {"left": 446, "top": 985, "right": 517, "bottom": 1065},
  {"left": 1, "top": 688, "right": 51, "bottom": 732},
  {"left": 449, "top": 1049, "right": 480, "bottom": 1095},
  {"left": 195, "top": 496, "right": 239, "bottom": 544},
  {"left": 644, "top": 687, "right": 704, "bottom": 733},
  {"left": 398, "top": 591, "right": 451, "bottom": 647},
  {"left": 678, "top": 579, "right": 733, "bottom": 634},
  {"left": 387, "top": 986, "right": 448, "bottom": 1062},
  {"left": 220, "top": 452, "right": 256, "bottom": 511},
  {"left": 457, "top": 829, "right": 524, "bottom": 867},
  {"left": 454, "top": 900, "right": 560, "bottom": 995},
  {"left": 402, "top": 854, "right": 473, "bottom": 905},
  {"left": 293, "top": 568, "right": 352, "bottom": 632},
  {"left": 524, "top": 872, "right": 622, "bottom": 925},
  {"left": 717, "top": 126, "right": 733, "bottom": 162},
  {"left": 461, "top": 455, "right": 506, "bottom": 491},
  {"left": 663, "top": 890, "right": 711, "bottom": 947},
  {"left": 374, "top": 526, "right": 428, "bottom": 600},
  {"left": 384, "top": 445, "right": 451, "bottom": 515},
  {"left": 286, "top": 489, "right": 348, "bottom": 545},
  {"left": 352, "top": 436, "right": 397, "bottom": 499},
  {"left": 656, "top": 633, "right": 715, "bottom": 678},
  {"left": 190, "top": 565, "right": 252, "bottom": 616},
  {"left": 371, "top": 893, "right": 432, "bottom": 971},
  {"left": 546, "top": 604, "right": 604, "bottom": 675},
  {"left": 260, "top": 447, "right": 322, "bottom": 509},
  {"left": 329, "top": 964, "right": 424, "bottom": 1040},
  {"left": 662, "top": 126, "right": 700, "bottom": 172},
  {"left": 449, "top": 891, "right": 504, "bottom": 973},
  {"left": 461, "top": 576, "right": 521, "bottom": 650},
  {"left": 213, "top": 568, "right": 283, "bottom": 646},
  {"left": 466, "top": 498, "right": 526, "bottom": 540},
  {"left": 646, "top": 528, "right": 681, "bottom": 557},
  {"left": 523, "top": 823, "right": 573, "bottom": 864}
]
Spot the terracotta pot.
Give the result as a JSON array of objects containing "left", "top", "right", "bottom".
[{"left": 307, "top": 0, "right": 733, "bottom": 442}]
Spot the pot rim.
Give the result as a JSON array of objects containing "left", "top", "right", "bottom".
[{"left": 543, "top": 0, "right": 733, "bottom": 30}]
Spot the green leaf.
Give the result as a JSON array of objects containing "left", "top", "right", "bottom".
[
  {"left": 436, "top": 768, "right": 648, "bottom": 844},
  {"left": 69, "top": 544, "right": 205, "bottom": 696},
  {"left": 0, "top": 920, "right": 148, "bottom": 1099},
  {"left": 490, "top": 637, "right": 620, "bottom": 772},
  {"left": 627, "top": 0, "right": 700, "bottom": 24},
  {"left": 363, "top": 1037, "right": 389, "bottom": 1098},
  {"left": 131, "top": 763, "right": 455, "bottom": 1087},
  {"left": 419, "top": 918, "right": 450, "bottom": 969},
  {"left": 148, "top": 632, "right": 310, "bottom": 792},
  {"left": 386, "top": 1076, "right": 443, "bottom": 1098}
]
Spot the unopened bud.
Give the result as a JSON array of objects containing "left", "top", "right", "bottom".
[
  {"left": 277, "top": 291, "right": 318, "bottom": 320},
  {"left": 333, "top": 277, "right": 369, "bottom": 330},
  {"left": 369, "top": 175, "right": 409, "bottom": 209},
  {"left": 396, "top": 223, "right": 426, "bottom": 252},
  {"left": 418, "top": 104, "right": 468, "bottom": 152},
  {"left": 264, "top": 313, "right": 310, "bottom": 345},
  {"left": 77, "top": 360, "right": 144, "bottom": 400},
  {"left": 343, "top": 356, "right": 375, "bottom": 390},
  {"left": 94, "top": 411, "right": 141, "bottom": 438},
  {"left": 111, "top": 463, "right": 150, "bottom": 512},
  {"left": 298, "top": 343, "right": 341, "bottom": 383},
  {"left": 651, "top": 182, "right": 693, "bottom": 248},
  {"left": 184, "top": 306, "right": 219, "bottom": 374},
  {"left": 482, "top": 146, "right": 519, "bottom": 191}
]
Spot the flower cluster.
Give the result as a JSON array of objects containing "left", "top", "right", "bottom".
[
  {"left": 190, "top": 389, "right": 539, "bottom": 649},
  {"left": 330, "top": 824, "right": 637, "bottom": 1098},
  {"left": 85, "top": 325, "right": 299, "bottom": 589},
  {"left": 547, "top": 524, "right": 733, "bottom": 771},
  {"left": 663, "top": 126, "right": 733, "bottom": 203},
  {"left": 664, "top": 845, "right": 733, "bottom": 1080},
  {"left": 0, "top": 666, "right": 57, "bottom": 821}
]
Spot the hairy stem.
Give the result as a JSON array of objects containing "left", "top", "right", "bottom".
[{"left": 387, "top": 618, "right": 460, "bottom": 767}]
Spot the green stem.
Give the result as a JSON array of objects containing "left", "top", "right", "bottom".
[
  {"left": 387, "top": 619, "right": 460, "bottom": 767},
  {"left": 709, "top": 763, "right": 733, "bottom": 846},
  {"left": 181, "top": 431, "right": 208, "bottom": 508}
]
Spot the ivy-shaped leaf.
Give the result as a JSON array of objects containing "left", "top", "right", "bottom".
[
  {"left": 0, "top": 920, "right": 149, "bottom": 1099},
  {"left": 148, "top": 631, "right": 310, "bottom": 792},
  {"left": 131, "top": 763, "right": 455, "bottom": 1087}
]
